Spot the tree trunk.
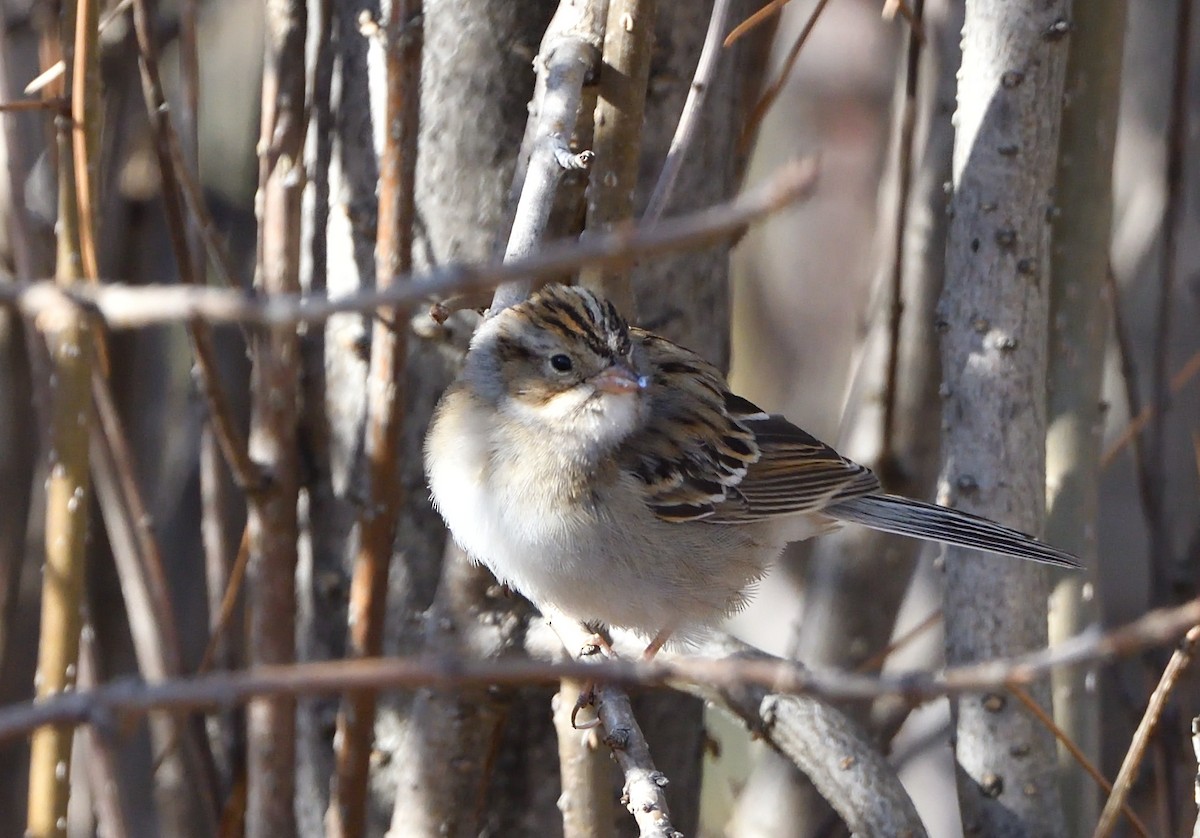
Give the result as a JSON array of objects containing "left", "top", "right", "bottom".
[
  {"left": 940, "top": 1, "right": 1071, "bottom": 835},
  {"left": 1046, "top": 2, "right": 1126, "bottom": 833}
]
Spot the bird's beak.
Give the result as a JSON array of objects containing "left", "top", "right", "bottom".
[{"left": 590, "top": 365, "right": 649, "bottom": 395}]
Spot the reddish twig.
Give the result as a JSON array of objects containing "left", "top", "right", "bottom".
[
  {"left": 1095, "top": 625, "right": 1200, "bottom": 837},
  {"left": 129, "top": 0, "right": 261, "bottom": 491},
  {"left": 723, "top": 0, "right": 789, "bottom": 47},
  {"left": 857, "top": 609, "right": 941, "bottom": 674},
  {"left": 1009, "top": 684, "right": 1151, "bottom": 838},
  {"left": 1101, "top": 347, "right": 1200, "bottom": 469},
  {"left": 737, "top": 0, "right": 832, "bottom": 155},
  {"left": 328, "top": 3, "right": 422, "bottom": 836}
]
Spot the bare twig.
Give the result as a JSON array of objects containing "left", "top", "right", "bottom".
[
  {"left": 7, "top": 159, "right": 818, "bottom": 328},
  {"left": 547, "top": 617, "right": 680, "bottom": 838},
  {"left": 90, "top": 372, "right": 221, "bottom": 834},
  {"left": 491, "top": 0, "right": 607, "bottom": 312},
  {"left": 197, "top": 527, "right": 250, "bottom": 675},
  {"left": 328, "top": 3, "right": 422, "bottom": 836},
  {"left": 27, "top": 0, "right": 96, "bottom": 831},
  {"left": 1095, "top": 625, "right": 1200, "bottom": 838},
  {"left": 857, "top": 610, "right": 941, "bottom": 674},
  {"left": 70, "top": 0, "right": 100, "bottom": 282},
  {"left": 129, "top": 0, "right": 261, "bottom": 491},
  {"left": 0, "top": 96, "right": 62, "bottom": 111},
  {"left": 641, "top": 0, "right": 731, "bottom": 224},
  {"left": 1191, "top": 715, "right": 1200, "bottom": 838},
  {"left": 738, "top": 0, "right": 832, "bottom": 154},
  {"left": 878, "top": 0, "right": 923, "bottom": 468},
  {"left": 1046, "top": 1, "right": 1126, "bottom": 828},
  {"left": 4, "top": 597, "right": 1200, "bottom": 754},
  {"left": 245, "top": 1, "right": 307, "bottom": 835},
  {"left": 1008, "top": 685, "right": 1150, "bottom": 838},
  {"left": 78, "top": 621, "right": 132, "bottom": 838},
  {"left": 554, "top": 679, "right": 616, "bottom": 838},
  {"left": 1102, "top": 348, "right": 1200, "bottom": 469},
  {"left": 724, "top": 0, "right": 789, "bottom": 47},
  {"left": 578, "top": 0, "right": 654, "bottom": 314}
]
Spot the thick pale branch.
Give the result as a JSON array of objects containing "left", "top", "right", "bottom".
[
  {"left": 690, "top": 635, "right": 927, "bottom": 837},
  {"left": 641, "top": 0, "right": 731, "bottom": 225},
  {"left": 491, "top": 0, "right": 608, "bottom": 311}
]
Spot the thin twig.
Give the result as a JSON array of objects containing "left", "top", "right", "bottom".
[
  {"left": 1095, "top": 625, "right": 1200, "bottom": 837},
  {"left": 724, "top": 0, "right": 789, "bottom": 47},
  {"left": 856, "top": 609, "right": 941, "bottom": 674},
  {"left": 4, "top": 597, "right": 1200, "bottom": 747},
  {"left": 8, "top": 158, "right": 818, "bottom": 328},
  {"left": 129, "top": 0, "right": 261, "bottom": 491},
  {"left": 245, "top": 0, "right": 307, "bottom": 833},
  {"left": 1008, "top": 685, "right": 1151, "bottom": 838},
  {"left": 1101, "top": 347, "right": 1200, "bottom": 469},
  {"left": 70, "top": 0, "right": 100, "bottom": 282},
  {"left": 1191, "top": 715, "right": 1200, "bottom": 838},
  {"left": 642, "top": 0, "right": 731, "bottom": 224},
  {"left": 328, "top": 4, "right": 422, "bottom": 836},
  {"left": 90, "top": 372, "right": 224, "bottom": 833},
  {"left": 737, "top": 0, "right": 832, "bottom": 154},
  {"left": 78, "top": 620, "right": 133, "bottom": 838},
  {"left": 0, "top": 97, "right": 62, "bottom": 111},
  {"left": 490, "top": 0, "right": 607, "bottom": 312},
  {"left": 878, "top": 0, "right": 923, "bottom": 468},
  {"left": 197, "top": 526, "right": 250, "bottom": 674}
]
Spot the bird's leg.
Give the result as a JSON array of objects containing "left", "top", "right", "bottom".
[
  {"left": 570, "top": 629, "right": 614, "bottom": 730},
  {"left": 642, "top": 627, "right": 673, "bottom": 660}
]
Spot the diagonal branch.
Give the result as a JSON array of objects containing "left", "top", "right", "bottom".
[
  {"left": 490, "top": 0, "right": 607, "bottom": 312},
  {"left": 8, "top": 159, "right": 818, "bottom": 329}
]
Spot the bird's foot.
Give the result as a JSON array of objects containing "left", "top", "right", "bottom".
[{"left": 570, "top": 681, "right": 601, "bottom": 730}]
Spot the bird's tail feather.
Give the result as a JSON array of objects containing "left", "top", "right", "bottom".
[{"left": 826, "top": 494, "right": 1079, "bottom": 569}]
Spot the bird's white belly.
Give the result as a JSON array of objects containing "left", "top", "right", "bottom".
[
  {"left": 427, "top": 417, "right": 604, "bottom": 614},
  {"left": 426, "top": 396, "right": 787, "bottom": 638}
]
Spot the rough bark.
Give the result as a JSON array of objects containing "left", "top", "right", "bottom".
[
  {"left": 939, "top": 1, "right": 1071, "bottom": 835},
  {"left": 381, "top": 3, "right": 558, "bottom": 836}
]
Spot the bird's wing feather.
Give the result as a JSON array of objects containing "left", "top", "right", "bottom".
[
  {"left": 623, "top": 330, "right": 879, "bottom": 523},
  {"left": 709, "top": 415, "right": 881, "bottom": 523},
  {"left": 622, "top": 330, "right": 761, "bottom": 521}
]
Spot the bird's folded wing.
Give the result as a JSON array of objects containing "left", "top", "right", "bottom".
[
  {"left": 708, "top": 415, "right": 881, "bottom": 523},
  {"left": 623, "top": 330, "right": 879, "bottom": 524},
  {"left": 623, "top": 331, "right": 762, "bottom": 521}
]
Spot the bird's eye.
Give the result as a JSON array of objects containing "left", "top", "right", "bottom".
[{"left": 549, "top": 354, "right": 574, "bottom": 372}]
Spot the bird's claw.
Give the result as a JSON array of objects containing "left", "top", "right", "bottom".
[{"left": 570, "top": 682, "right": 601, "bottom": 730}]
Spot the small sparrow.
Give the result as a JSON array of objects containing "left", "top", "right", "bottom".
[{"left": 425, "top": 284, "right": 1077, "bottom": 655}]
